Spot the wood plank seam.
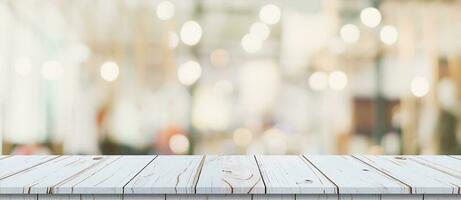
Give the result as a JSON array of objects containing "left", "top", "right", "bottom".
[
  {"left": 0, "top": 155, "right": 61, "bottom": 181},
  {"left": 192, "top": 155, "right": 206, "bottom": 194},
  {"left": 122, "top": 155, "right": 159, "bottom": 195},
  {"left": 50, "top": 156, "right": 123, "bottom": 194},
  {"left": 252, "top": 155, "right": 267, "bottom": 194},
  {"left": 408, "top": 156, "right": 461, "bottom": 180},
  {"left": 449, "top": 156, "right": 461, "bottom": 161},
  {"left": 300, "top": 155, "right": 339, "bottom": 194},
  {"left": 351, "top": 155, "right": 414, "bottom": 194}
]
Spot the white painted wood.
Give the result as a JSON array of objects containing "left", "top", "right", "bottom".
[
  {"left": 409, "top": 156, "right": 461, "bottom": 178},
  {"left": 67, "top": 156, "right": 155, "bottom": 194},
  {"left": 0, "top": 156, "right": 107, "bottom": 194},
  {"left": 80, "top": 194, "right": 122, "bottom": 200},
  {"left": 0, "top": 156, "right": 58, "bottom": 180},
  {"left": 379, "top": 195, "right": 423, "bottom": 199},
  {"left": 124, "top": 155, "right": 203, "bottom": 194},
  {"left": 450, "top": 156, "right": 461, "bottom": 160},
  {"left": 253, "top": 194, "right": 294, "bottom": 200},
  {"left": 38, "top": 195, "right": 79, "bottom": 200},
  {"left": 256, "top": 155, "right": 336, "bottom": 194},
  {"left": 355, "top": 155, "right": 461, "bottom": 194},
  {"left": 0, "top": 194, "right": 37, "bottom": 200},
  {"left": 166, "top": 195, "right": 251, "bottom": 200},
  {"left": 195, "top": 156, "right": 264, "bottom": 194},
  {"left": 124, "top": 194, "right": 165, "bottom": 200},
  {"left": 423, "top": 195, "right": 461, "bottom": 200},
  {"left": 338, "top": 195, "right": 380, "bottom": 200},
  {"left": 51, "top": 156, "right": 122, "bottom": 194},
  {"left": 304, "top": 155, "right": 410, "bottom": 194}
]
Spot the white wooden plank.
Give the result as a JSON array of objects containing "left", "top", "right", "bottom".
[
  {"left": 423, "top": 195, "right": 461, "bottom": 200},
  {"left": 304, "top": 155, "right": 410, "bottom": 194},
  {"left": 123, "top": 194, "right": 165, "bottom": 200},
  {"left": 355, "top": 155, "right": 461, "bottom": 194},
  {"left": 195, "top": 156, "right": 265, "bottom": 194},
  {"left": 124, "top": 155, "right": 203, "bottom": 194},
  {"left": 450, "top": 156, "right": 461, "bottom": 160},
  {"left": 256, "top": 155, "right": 336, "bottom": 194},
  {"left": 379, "top": 195, "right": 423, "bottom": 199},
  {"left": 409, "top": 156, "right": 461, "bottom": 178},
  {"left": 51, "top": 156, "right": 122, "bottom": 194},
  {"left": 66, "top": 156, "right": 155, "bottom": 194},
  {"left": 80, "top": 194, "right": 122, "bottom": 200},
  {"left": 0, "top": 194, "right": 37, "bottom": 200},
  {"left": 38, "top": 195, "right": 79, "bottom": 200},
  {"left": 0, "top": 156, "right": 107, "bottom": 194},
  {"left": 166, "top": 195, "right": 251, "bottom": 200},
  {"left": 295, "top": 195, "right": 337, "bottom": 200},
  {"left": 0, "top": 156, "right": 58, "bottom": 180},
  {"left": 338, "top": 195, "right": 380, "bottom": 200},
  {"left": 253, "top": 194, "right": 294, "bottom": 200}
]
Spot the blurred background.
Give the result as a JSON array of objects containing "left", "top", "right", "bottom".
[{"left": 0, "top": 0, "right": 460, "bottom": 155}]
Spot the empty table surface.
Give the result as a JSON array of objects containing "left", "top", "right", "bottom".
[{"left": 0, "top": 155, "right": 460, "bottom": 200}]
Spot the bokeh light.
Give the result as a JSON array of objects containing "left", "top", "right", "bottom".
[
  {"left": 250, "top": 22, "right": 270, "bottom": 41},
  {"left": 156, "top": 1, "right": 175, "bottom": 21},
  {"left": 309, "top": 71, "right": 328, "bottom": 91},
  {"left": 168, "top": 31, "right": 179, "bottom": 49},
  {"left": 180, "top": 21, "right": 202, "bottom": 46},
  {"left": 178, "top": 60, "right": 202, "bottom": 86},
  {"left": 380, "top": 25, "right": 398, "bottom": 45},
  {"left": 169, "top": 134, "right": 189, "bottom": 154},
  {"left": 100, "top": 61, "right": 119, "bottom": 82},
  {"left": 340, "top": 24, "right": 360, "bottom": 43},
  {"left": 411, "top": 76, "right": 430, "bottom": 97},
  {"left": 241, "top": 34, "right": 262, "bottom": 53},
  {"left": 259, "top": 4, "right": 281, "bottom": 25},
  {"left": 360, "top": 7, "right": 382, "bottom": 28},
  {"left": 329, "top": 70, "right": 348, "bottom": 91}
]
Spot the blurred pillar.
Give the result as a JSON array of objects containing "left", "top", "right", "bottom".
[{"left": 372, "top": 52, "right": 386, "bottom": 145}]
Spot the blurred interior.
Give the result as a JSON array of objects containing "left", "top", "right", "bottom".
[{"left": 0, "top": 0, "right": 460, "bottom": 155}]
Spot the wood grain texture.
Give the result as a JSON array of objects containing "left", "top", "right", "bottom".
[
  {"left": 423, "top": 195, "right": 461, "bottom": 200},
  {"left": 303, "top": 155, "right": 410, "bottom": 194},
  {"left": 124, "top": 194, "right": 165, "bottom": 200},
  {"left": 409, "top": 156, "right": 461, "bottom": 178},
  {"left": 166, "top": 195, "right": 251, "bottom": 200},
  {"left": 0, "top": 156, "right": 106, "bottom": 194},
  {"left": 355, "top": 155, "right": 461, "bottom": 194},
  {"left": 253, "top": 194, "right": 294, "bottom": 200},
  {"left": 0, "top": 195, "right": 37, "bottom": 200},
  {"left": 124, "top": 155, "right": 203, "bottom": 194},
  {"left": 256, "top": 155, "right": 336, "bottom": 194},
  {"left": 38, "top": 195, "right": 79, "bottom": 200},
  {"left": 195, "top": 156, "right": 264, "bottom": 194},
  {"left": 50, "top": 156, "right": 122, "bottom": 194},
  {"left": 0, "top": 156, "right": 58, "bottom": 180},
  {"left": 61, "top": 156, "right": 155, "bottom": 194}
]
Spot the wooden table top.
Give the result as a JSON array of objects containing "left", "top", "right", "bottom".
[{"left": 0, "top": 155, "right": 460, "bottom": 195}]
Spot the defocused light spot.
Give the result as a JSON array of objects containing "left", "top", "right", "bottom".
[
  {"left": 42, "top": 60, "right": 63, "bottom": 81},
  {"left": 340, "top": 24, "right": 360, "bottom": 43},
  {"left": 259, "top": 4, "right": 281, "bottom": 25},
  {"left": 263, "top": 128, "right": 287, "bottom": 154},
  {"left": 250, "top": 22, "right": 270, "bottom": 41},
  {"left": 156, "top": 1, "right": 175, "bottom": 21},
  {"left": 309, "top": 71, "right": 328, "bottom": 91},
  {"left": 360, "top": 7, "right": 381, "bottom": 28},
  {"left": 233, "top": 128, "right": 253, "bottom": 147},
  {"left": 209, "top": 49, "right": 230, "bottom": 67},
  {"left": 241, "top": 34, "right": 262, "bottom": 53},
  {"left": 329, "top": 70, "right": 348, "bottom": 91},
  {"left": 411, "top": 76, "right": 429, "bottom": 97},
  {"left": 169, "top": 134, "right": 189, "bottom": 154},
  {"left": 14, "top": 57, "right": 32, "bottom": 76},
  {"left": 380, "top": 25, "right": 398, "bottom": 45},
  {"left": 168, "top": 31, "right": 179, "bottom": 49},
  {"left": 178, "top": 60, "right": 201, "bottom": 86},
  {"left": 100, "top": 61, "right": 119, "bottom": 82},
  {"left": 180, "top": 20, "right": 202, "bottom": 46},
  {"left": 213, "top": 80, "right": 234, "bottom": 95}
]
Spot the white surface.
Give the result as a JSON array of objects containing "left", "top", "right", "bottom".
[
  {"left": 125, "top": 155, "right": 204, "bottom": 194},
  {"left": 256, "top": 155, "right": 336, "bottom": 194},
  {"left": 355, "top": 155, "right": 461, "bottom": 194},
  {"left": 195, "top": 156, "right": 265, "bottom": 194},
  {"left": 304, "top": 155, "right": 409, "bottom": 194},
  {"left": 0, "top": 155, "right": 58, "bottom": 179}
]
